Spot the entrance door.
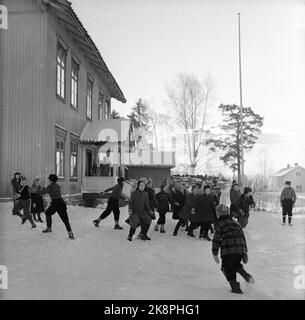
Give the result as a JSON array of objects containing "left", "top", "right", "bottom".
[{"left": 85, "top": 150, "right": 93, "bottom": 176}]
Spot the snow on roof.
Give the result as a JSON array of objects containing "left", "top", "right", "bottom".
[{"left": 273, "top": 165, "right": 305, "bottom": 177}]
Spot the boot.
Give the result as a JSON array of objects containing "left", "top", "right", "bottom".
[
  {"left": 68, "top": 231, "right": 75, "bottom": 240},
  {"left": 229, "top": 281, "right": 243, "bottom": 294},
  {"left": 127, "top": 234, "right": 132, "bottom": 241},
  {"left": 114, "top": 224, "right": 123, "bottom": 230},
  {"left": 237, "top": 267, "right": 255, "bottom": 283},
  {"left": 160, "top": 225, "right": 166, "bottom": 233},
  {"left": 21, "top": 217, "right": 27, "bottom": 225},
  {"left": 31, "top": 223, "right": 37, "bottom": 229},
  {"left": 199, "top": 233, "right": 204, "bottom": 239},
  {"left": 37, "top": 213, "right": 44, "bottom": 223},
  {"left": 154, "top": 224, "right": 159, "bottom": 232},
  {"left": 187, "top": 231, "right": 195, "bottom": 237},
  {"left": 93, "top": 219, "right": 100, "bottom": 227},
  {"left": 42, "top": 227, "right": 52, "bottom": 233},
  {"left": 128, "top": 229, "right": 135, "bottom": 241}
]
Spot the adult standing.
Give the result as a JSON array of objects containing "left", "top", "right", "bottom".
[
  {"left": 127, "top": 180, "right": 153, "bottom": 241},
  {"left": 280, "top": 181, "right": 297, "bottom": 226},
  {"left": 189, "top": 185, "right": 216, "bottom": 240},
  {"left": 93, "top": 177, "right": 125, "bottom": 230}
]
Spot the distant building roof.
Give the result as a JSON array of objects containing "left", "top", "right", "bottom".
[
  {"left": 273, "top": 164, "right": 305, "bottom": 177},
  {"left": 43, "top": 0, "right": 126, "bottom": 103}
]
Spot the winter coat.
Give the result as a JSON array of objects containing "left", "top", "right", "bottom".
[
  {"left": 170, "top": 188, "right": 186, "bottom": 220},
  {"left": 104, "top": 184, "right": 122, "bottom": 200},
  {"left": 191, "top": 193, "right": 216, "bottom": 223},
  {"left": 30, "top": 184, "right": 45, "bottom": 213},
  {"left": 11, "top": 177, "right": 21, "bottom": 195},
  {"left": 212, "top": 215, "right": 248, "bottom": 258},
  {"left": 129, "top": 189, "right": 152, "bottom": 217},
  {"left": 211, "top": 185, "right": 221, "bottom": 205},
  {"left": 16, "top": 185, "right": 31, "bottom": 200},
  {"left": 230, "top": 188, "right": 241, "bottom": 205},
  {"left": 238, "top": 194, "right": 255, "bottom": 218},
  {"left": 178, "top": 193, "right": 198, "bottom": 221},
  {"left": 280, "top": 187, "right": 296, "bottom": 204},
  {"left": 41, "top": 183, "right": 62, "bottom": 200},
  {"left": 155, "top": 190, "right": 170, "bottom": 214},
  {"left": 145, "top": 186, "right": 158, "bottom": 212}
]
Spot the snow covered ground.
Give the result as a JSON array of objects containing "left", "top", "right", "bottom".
[{"left": 0, "top": 202, "right": 304, "bottom": 300}]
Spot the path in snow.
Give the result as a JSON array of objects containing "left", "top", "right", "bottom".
[{"left": 0, "top": 202, "right": 304, "bottom": 300}]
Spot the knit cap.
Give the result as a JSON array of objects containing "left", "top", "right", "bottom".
[{"left": 216, "top": 204, "right": 230, "bottom": 216}]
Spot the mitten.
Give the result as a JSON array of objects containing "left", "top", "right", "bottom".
[{"left": 242, "top": 253, "right": 248, "bottom": 264}]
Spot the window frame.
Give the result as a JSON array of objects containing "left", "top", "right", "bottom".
[
  {"left": 69, "top": 134, "right": 79, "bottom": 181},
  {"left": 70, "top": 58, "right": 80, "bottom": 110},
  {"left": 98, "top": 91, "right": 105, "bottom": 120},
  {"left": 56, "top": 40, "right": 68, "bottom": 102},
  {"left": 55, "top": 126, "right": 67, "bottom": 180},
  {"left": 86, "top": 75, "right": 94, "bottom": 121}
]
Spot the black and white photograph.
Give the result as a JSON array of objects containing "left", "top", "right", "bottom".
[{"left": 0, "top": 0, "right": 305, "bottom": 303}]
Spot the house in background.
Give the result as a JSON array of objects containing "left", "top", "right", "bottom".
[
  {"left": 270, "top": 163, "right": 305, "bottom": 192},
  {"left": 0, "top": 0, "right": 127, "bottom": 198}
]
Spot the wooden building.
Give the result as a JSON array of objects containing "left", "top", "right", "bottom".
[
  {"left": 0, "top": 0, "right": 127, "bottom": 198},
  {"left": 270, "top": 163, "right": 305, "bottom": 192}
]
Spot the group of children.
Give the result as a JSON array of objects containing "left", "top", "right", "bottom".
[
  {"left": 11, "top": 172, "right": 297, "bottom": 295},
  {"left": 11, "top": 172, "right": 74, "bottom": 240}
]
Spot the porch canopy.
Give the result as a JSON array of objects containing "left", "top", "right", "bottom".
[{"left": 79, "top": 119, "right": 133, "bottom": 145}]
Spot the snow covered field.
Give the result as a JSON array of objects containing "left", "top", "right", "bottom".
[{"left": 0, "top": 202, "right": 304, "bottom": 300}]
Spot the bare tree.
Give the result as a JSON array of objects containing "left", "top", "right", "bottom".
[{"left": 166, "top": 73, "right": 214, "bottom": 174}]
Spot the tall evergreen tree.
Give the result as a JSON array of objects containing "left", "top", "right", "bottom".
[
  {"left": 208, "top": 104, "right": 264, "bottom": 178},
  {"left": 127, "top": 98, "right": 151, "bottom": 131},
  {"left": 111, "top": 109, "right": 121, "bottom": 119}
]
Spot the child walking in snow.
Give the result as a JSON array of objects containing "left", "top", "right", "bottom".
[
  {"left": 154, "top": 184, "right": 170, "bottom": 233},
  {"left": 127, "top": 180, "right": 154, "bottom": 241},
  {"left": 212, "top": 204, "right": 254, "bottom": 294},
  {"left": 236, "top": 187, "right": 255, "bottom": 228},
  {"left": 280, "top": 181, "right": 296, "bottom": 226},
  {"left": 41, "top": 174, "right": 74, "bottom": 240},
  {"left": 93, "top": 177, "right": 125, "bottom": 230},
  {"left": 13, "top": 176, "right": 37, "bottom": 228}
]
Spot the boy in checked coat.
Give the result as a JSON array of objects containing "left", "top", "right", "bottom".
[{"left": 212, "top": 204, "right": 254, "bottom": 294}]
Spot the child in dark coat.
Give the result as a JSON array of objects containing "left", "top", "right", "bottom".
[
  {"left": 154, "top": 184, "right": 170, "bottom": 233},
  {"left": 280, "top": 181, "right": 297, "bottom": 226},
  {"left": 30, "top": 178, "right": 45, "bottom": 222},
  {"left": 13, "top": 176, "right": 37, "bottom": 228},
  {"left": 41, "top": 174, "right": 74, "bottom": 240},
  {"left": 236, "top": 187, "right": 255, "bottom": 228},
  {"left": 11, "top": 172, "right": 23, "bottom": 220},
  {"left": 212, "top": 204, "right": 254, "bottom": 294}
]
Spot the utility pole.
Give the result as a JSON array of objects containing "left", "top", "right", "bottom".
[{"left": 238, "top": 12, "right": 244, "bottom": 188}]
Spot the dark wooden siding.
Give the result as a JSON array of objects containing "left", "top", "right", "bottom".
[{"left": 127, "top": 167, "right": 172, "bottom": 187}]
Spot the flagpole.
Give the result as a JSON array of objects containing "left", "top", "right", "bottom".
[{"left": 238, "top": 12, "right": 244, "bottom": 188}]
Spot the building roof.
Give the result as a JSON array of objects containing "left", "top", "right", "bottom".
[
  {"left": 43, "top": 0, "right": 126, "bottom": 103},
  {"left": 80, "top": 119, "right": 132, "bottom": 144},
  {"left": 273, "top": 164, "right": 305, "bottom": 177}
]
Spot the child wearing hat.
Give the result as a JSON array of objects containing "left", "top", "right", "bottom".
[
  {"left": 212, "top": 204, "right": 254, "bottom": 294},
  {"left": 236, "top": 187, "right": 255, "bottom": 228},
  {"left": 280, "top": 181, "right": 296, "bottom": 226},
  {"left": 41, "top": 174, "right": 74, "bottom": 239}
]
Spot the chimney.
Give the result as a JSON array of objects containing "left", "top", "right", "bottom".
[
  {"left": 287, "top": 164, "right": 290, "bottom": 168},
  {"left": 295, "top": 163, "right": 298, "bottom": 166}
]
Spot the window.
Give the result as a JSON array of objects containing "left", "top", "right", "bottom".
[
  {"left": 86, "top": 76, "right": 93, "bottom": 120},
  {"left": 71, "top": 59, "right": 79, "bottom": 108},
  {"left": 105, "top": 99, "right": 111, "bottom": 119},
  {"left": 70, "top": 138, "right": 78, "bottom": 180},
  {"left": 55, "top": 127, "right": 67, "bottom": 179},
  {"left": 296, "top": 172, "right": 301, "bottom": 177},
  {"left": 98, "top": 91, "right": 105, "bottom": 120},
  {"left": 56, "top": 42, "right": 67, "bottom": 100},
  {"left": 296, "top": 185, "right": 302, "bottom": 192}
]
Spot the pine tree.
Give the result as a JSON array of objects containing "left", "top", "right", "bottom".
[
  {"left": 208, "top": 104, "right": 264, "bottom": 177},
  {"left": 111, "top": 109, "right": 121, "bottom": 119}
]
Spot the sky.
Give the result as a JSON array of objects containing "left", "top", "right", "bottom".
[{"left": 72, "top": 0, "right": 305, "bottom": 175}]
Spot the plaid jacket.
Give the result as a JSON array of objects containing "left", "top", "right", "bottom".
[{"left": 212, "top": 215, "right": 248, "bottom": 257}]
